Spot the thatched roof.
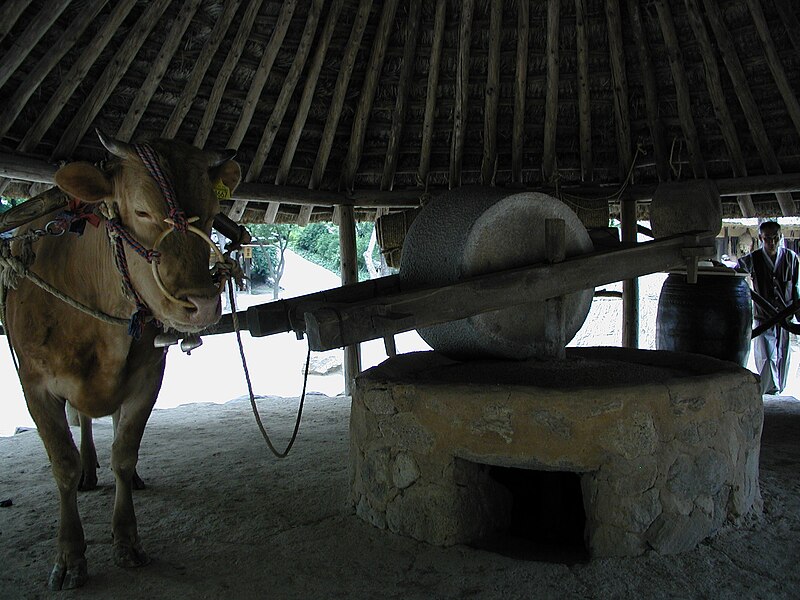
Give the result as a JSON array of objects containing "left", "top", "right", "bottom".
[{"left": 1, "top": 0, "right": 799, "bottom": 224}]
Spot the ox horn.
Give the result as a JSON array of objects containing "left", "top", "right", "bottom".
[
  {"left": 207, "top": 148, "right": 237, "bottom": 168},
  {"left": 96, "top": 128, "right": 134, "bottom": 158}
]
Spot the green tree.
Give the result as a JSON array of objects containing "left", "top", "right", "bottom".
[
  {"left": 293, "top": 221, "right": 379, "bottom": 281},
  {"left": 246, "top": 224, "right": 294, "bottom": 298}
]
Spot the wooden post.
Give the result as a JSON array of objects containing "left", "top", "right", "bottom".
[
  {"left": 621, "top": 197, "right": 639, "bottom": 348},
  {"left": 544, "top": 219, "right": 566, "bottom": 359},
  {"left": 339, "top": 205, "right": 361, "bottom": 394}
]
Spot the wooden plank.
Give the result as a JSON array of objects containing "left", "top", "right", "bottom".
[
  {"left": 341, "top": 0, "right": 400, "bottom": 192},
  {"left": 480, "top": 0, "right": 503, "bottom": 185},
  {"left": 626, "top": 0, "right": 669, "bottom": 182},
  {"left": 417, "top": 0, "right": 446, "bottom": 188},
  {"left": 162, "top": 0, "right": 240, "bottom": 138},
  {"left": 702, "top": 0, "right": 795, "bottom": 215},
  {"left": 654, "top": 0, "right": 707, "bottom": 178},
  {"left": 194, "top": 0, "right": 266, "bottom": 149},
  {"left": 746, "top": 0, "right": 800, "bottom": 139},
  {"left": 304, "top": 233, "right": 713, "bottom": 351},
  {"left": 381, "top": 0, "right": 422, "bottom": 191},
  {"left": 541, "top": 0, "right": 560, "bottom": 183},
  {"left": 275, "top": 0, "right": 345, "bottom": 186},
  {"left": 574, "top": 0, "right": 591, "bottom": 183},
  {"left": 683, "top": 0, "right": 757, "bottom": 217},
  {"left": 773, "top": 0, "right": 800, "bottom": 54},
  {"left": 449, "top": 0, "right": 475, "bottom": 188},
  {"left": 0, "top": 0, "right": 72, "bottom": 89},
  {"left": 604, "top": 0, "right": 632, "bottom": 182},
  {"left": 0, "top": 0, "right": 29, "bottom": 45},
  {"left": 308, "top": 0, "right": 373, "bottom": 190},
  {"left": 339, "top": 204, "right": 361, "bottom": 394},
  {"left": 227, "top": 0, "right": 297, "bottom": 150},
  {"left": 116, "top": 0, "right": 201, "bottom": 142},
  {"left": 296, "top": 205, "right": 315, "bottom": 227},
  {"left": 621, "top": 197, "right": 639, "bottom": 348},
  {"left": 17, "top": 0, "right": 137, "bottom": 153},
  {"left": 511, "top": 0, "right": 529, "bottom": 184},
  {"left": 0, "top": 0, "right": 107, "bottom": 140}
]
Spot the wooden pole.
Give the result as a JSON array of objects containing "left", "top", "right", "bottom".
[
  {"left": 339, "top": 204, "right": 361, "bottom": 394},
  {"left": 621, "top": 197, "right": 639, "bottom": 348}
]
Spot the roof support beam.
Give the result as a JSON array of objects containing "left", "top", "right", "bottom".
[
  {"left": 449, "top": 0, "right": 475, "bottom": 188},
  {"left": 480, "top": 0, "right": 503, "bottom": 185},
  {"left": 418, "top": 0, "right": 446, "bottom": 189},
  {"left": 773, "top": 0, "right": 800, "bottom": 54},
  {"left": 605, "top": 0, "right": 632, "bottom": 183},
  {"left": 654, "top": 0, "right": 707, "bottom": 179},
  {"left": 574, "top": 0, "right": 591, "bottom": 183},
  {"left": 541, "top": 0, "right": 560, "bottom": 184},
  {"left": 511, "top": 0, "right": 529, "bottom": 184},
  {"left": 0, "top": 0, "right": 29, "bottom": 45}
]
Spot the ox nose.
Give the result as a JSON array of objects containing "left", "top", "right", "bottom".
[{"left": 184, "top": 294, "right": 222, "bottom": 326}]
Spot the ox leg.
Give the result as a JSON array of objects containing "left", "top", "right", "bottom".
[
  {"left": 112, "top": 408, "right": 145, "bottom": 490},
  {"left": 110, "top": 390, "right": 158, "bottom": 568},
  {"left": 77, "top": 412, "right": 99, "bottom": 491},
  {"left": 25, "top": 392, "right": 88, "bottom": 590}
]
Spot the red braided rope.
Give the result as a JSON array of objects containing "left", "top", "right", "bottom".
[{"left": 134, "top": 143, "right": 188, "bottom": 232}]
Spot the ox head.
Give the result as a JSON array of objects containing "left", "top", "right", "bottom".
[{"left": 53, "top": 131, "right": 242, "bottom": 333}]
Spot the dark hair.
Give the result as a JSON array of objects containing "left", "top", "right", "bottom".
[{"left": 759, "top": 221, "right": 781, "bottom": 234}]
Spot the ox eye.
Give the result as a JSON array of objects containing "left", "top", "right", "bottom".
[{"left": 135, "top": 210, "right": 151, "bottom": 219}]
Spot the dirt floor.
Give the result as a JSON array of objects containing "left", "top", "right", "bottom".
[{"left": 1, "top": 390, "right": 800, "bottom": 600}]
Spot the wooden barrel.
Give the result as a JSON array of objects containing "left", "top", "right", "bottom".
[{"left": 656, "top": 271, "right": 752, "bottom": 366}]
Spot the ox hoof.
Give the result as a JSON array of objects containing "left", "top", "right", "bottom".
[
  {"left": 132, "top": 470, "right": 146, "bottom": 490},
  {"left": 48, "top": 559, "right": 88, "bottom": 591},
  {"left": 78, "top": 470, "right": 98, "bottom": 491},
  {"left": 113, "top": 542, "right": 150, "bottom": 568}
]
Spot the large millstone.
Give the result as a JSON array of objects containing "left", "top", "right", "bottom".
[{"left": 399, "top": 186, "right": 594, "bottom": 360}]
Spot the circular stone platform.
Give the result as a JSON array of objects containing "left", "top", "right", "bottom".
[{"left": 349, "top": 347, "right": 763, "bottom": 557}]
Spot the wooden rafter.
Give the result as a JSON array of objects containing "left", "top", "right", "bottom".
[
  {"left": 194, "top": 0, "right": 266, "bottom": 149},
  {"left": 17, "top": 0, "right": 137, "bottom": 153},
  {"left": 684, "top": 0, "right": 756, "bottom": 217},
  {"left": 626, "top": 0, "right": 669, "bottom": 182},
  {"left": 116, "top": 0, "right": 201, "bottom": 142},
  {"left": 227, "top": 0, "right": 297, "bottom": 151},
  {"left": 0, "top": 0, "right": 107, "bottom": 140},
  {"left": 162, "top": 0, "right": 240, "bottom": 138},
  {"left": 746, "top": 0, "right": 800, "bottom": 140},
  {"left": 381, "top": 0, "right": 422, "bottom": 192},
  {"left": 236, "top": 0, "right": 323, "bottom": 224},
  {"left": 541, "top": 0, "right": 560, "bottom": 184},
  {"left": 773, "top": 0, "right": 800, "bottom": 54},
  {"left": 418, "top": 0, "right": 446, "bottom": 188},
  {"left": 309, "top": 0, "right": 373, "bottom": 191},
  {"left": 0, "top": 0, "right": 28, "bottom": 45},
  {"left": 604, "top": 0, "right": 631, "bottom": 183},
  {"left": 480, "top": 0, "right": 503, "bottom": 185},
  {"left": 702, "top": 0, "right": 796, "bottom": 216},
  {"left": 341, "top": 0, "right": 400, "bottom": 192},
  {"left": 574, "top": 0, "right": 591, "bottom": 183},
  {"left": 51, "top": 0, "right": 170, "bottom": 159},
  {"left": 654, "top": 0, "right": 707, "bottom": 178},
  {"left": 449, "top": 0, "right": 475, "bottom": 188},
  {"left": 0, "top": 0, "right": 71, "bottom": 89}
]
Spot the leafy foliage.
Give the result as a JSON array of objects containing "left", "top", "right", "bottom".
[{"left": 293, "top": 221, "right": 378, "bottom": 281}]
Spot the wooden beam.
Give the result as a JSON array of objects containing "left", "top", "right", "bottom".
[
  {"left": 449, "top": 0, "right": 475, "bottom": 188},
  {"left": 0, "top": 187, "right": 67, "bottom": 234},
  {"left": 162, "top": 0, "right": 240, "bottom": 139},
  {"left": 116, "top": 0, "right": 201, "bottom": 142},
  {"left": 684, "top": 0, "right": 756, "bottom": 217},
  {"left": 341, "top": 0, "right": 400, "bottom": 192},
  {"left": 418, "top": 0, "right": 446, "bottom": 188},
  {"left": 275, "top": 0, "right": 345, "bottom": 186},
  {"left": 621, "top": 198, "right": 639, "bottom": 348},
  {"left": 746, "top": 0, "right": 800, "bottom": 140},
  {"left": 0, "top": 0, "right": 106, "bottom": 140},
  {"left": 626, "top": 0, "right": 669, "bottom": 182},
  {"left": 309, "top": 0, "right": 373, "bottom": 190},
  {"left": 702, "top": 0, "right": 796, "bottom": 215},
  {"left": 511, "top": 0, "right": 530, "bottom": 184},
  {"left": 296, "top": 206, "right": 315, "bottom": 227},
  {"left": 0, "top": 0, "right": 71, "bottom": 89},
  {"left": 195, "top": 0, "right": 266, "bottom": 149},
  {"left": 773, "top": 0, "right": 800, "bottom": 54},
  {"left": 0, "top": 0, "right": 28, "bottom": 45},
  {"left": 304, "top": 232, "right": 714, "bottom": 351},
  {"left": 236, "top": 0, "right": 323, "bottom": 222},
  {"left": 654, "top": 0, "right": 707, "bottom": 178},
  {"left": 227, "top": 0, "right": 297, "bottom": 151},
  {"left": 17, "top": 0, "right": 137, "bottom": 153},
  {"left": 604, "top": 0, "right": 632, "bottom": 183},
  {"left": 480, "top": 0, "right": 503, "bottom": 185},
  {"left": 541, "top": 0, "right": 560, "bottom": 183},
  {"left": 381, "top": 0, "right": 422, "bottom": 192},
  {"left": 574, "top": 0, "right": 591, "bottom": 183},
  {"left": 338, "top": 204, "right": 361, "bottom": 394},
  {"left": 51, "top": 0, "right": 170, "bottom": 159}
]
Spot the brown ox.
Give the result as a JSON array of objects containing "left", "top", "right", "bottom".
[{"left": 4, "top": 132, "right": 240, "bottom": 590}]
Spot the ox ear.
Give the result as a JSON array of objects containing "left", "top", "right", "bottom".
[
  {"left": 55, "top": 162, "right": 113, "bottom": 203},
  {"left": 209, "top": 159, "right": 241, "bottom": 195}
]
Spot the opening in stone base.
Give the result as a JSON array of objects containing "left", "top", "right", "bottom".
[{"left": 471, "top": 466, "right": 589, "bottom": 564}]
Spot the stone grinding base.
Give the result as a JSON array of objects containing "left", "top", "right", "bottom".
[{"left": 349, "top": 347, "right": 763, "bottom": 557}]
